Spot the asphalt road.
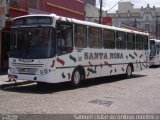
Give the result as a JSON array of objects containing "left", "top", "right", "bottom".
[{"left": 0, "top": 67, "right": 160, "bottom": 114}]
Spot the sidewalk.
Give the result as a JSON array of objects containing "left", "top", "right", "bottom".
[
  {"left": 0, "top": 74, "right": 9, "bottom": 85},
  {"left": 0, "top": 74, "right": 17, "bottom": 88},
  {"left": 0, "top": 74, "right": 35, "bottom": 89}
]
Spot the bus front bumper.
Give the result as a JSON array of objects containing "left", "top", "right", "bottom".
[{"left": 8, "top": 71, "right": 58, "bottom": 83}]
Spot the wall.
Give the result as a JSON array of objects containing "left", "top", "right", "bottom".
[
  {"left": 9, "top": 0, "right": 85, "bottom": 20},
  {"left": 0, "top": 0, "right": 85, "bottom": 72},
  {"left": 118, "top": 2, "right": 134, "bottom": 13}
]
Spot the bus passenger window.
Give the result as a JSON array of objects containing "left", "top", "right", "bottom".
[
  {"left": 103, "top": 30, "right": 115, "bottom": 49},
  {"left": 127, "top": 33, "right": 135, "bottom": 50},
  {"left": 88, "top": 27, "right": 102, "bottom": 48},
  {"left": 136, "top": 35, "right": 143, "bottom": 50},
  {"left": 143, "top": 36, "right": 148, "bottom": 50},
  {"left": 116, "top": 31, "right": 126, "bottom": 49},
  {"left": 75, "top": 25, "right": 87, "bottom": 48},
  {"left": 156, "top": 43, "right": 160, "bottom": 54}
]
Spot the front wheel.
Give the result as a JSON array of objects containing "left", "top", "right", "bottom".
[
  {"left": 71, "top": 69, "right": 82, "bottom": 88},
  {"left": 126, "top": 64, "right": 132, "bottom": 78}
]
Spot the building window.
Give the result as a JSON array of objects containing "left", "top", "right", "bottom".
[
  {"left": 127, "top": 33, "right": 135, "bottom": 50},
  {"left": 136, "top": 34, "right": 143, "bottom": 50},
  {"left": 75, "top": 24, "right": 87, "bottom": 48},
  {"left": 145, "top": 24, "right": 150, "bottom": 32},
  {"left": 28, "top": 0, "right": 41, "bottom": 9},
  {"left": 116, "top": 31, "right": 126, "bottom": 49},
  {"left": 10, "top": 0, "right": 20, "bottom": 8},
  {"left": 88, "top": 27, "right": 102, "bottom": 48},
  {"left": 103, "top": 30, "right": 115, "bottom": 49}
]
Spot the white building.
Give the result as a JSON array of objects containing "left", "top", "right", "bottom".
[{"left": 107, "top": 2, "right": 160, "bottom": 39}]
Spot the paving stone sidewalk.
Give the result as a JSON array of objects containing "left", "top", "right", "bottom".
[
  {"left": 0, "top": 75, "right": 31, "bottom": 88},
  {"left": 0, "top": 75, "right": 9, "bottom": 86}
]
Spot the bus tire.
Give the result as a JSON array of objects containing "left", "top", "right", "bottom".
[
  {"left": 126, "top": 64, "right": 133, "bottom": 78},
  {"left": 71, "top": 69, "right": 82, "bottom": 88}
]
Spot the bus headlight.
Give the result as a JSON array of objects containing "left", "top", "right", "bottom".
[{"left": 44, "top": 69, "right": 48, "bottom": 74}]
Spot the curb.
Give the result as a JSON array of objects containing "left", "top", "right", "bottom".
[
  {"left": 0, "top": 80, "right": 34, "bottom": 89},
  {"left": 0, "top": 75, "right": 8, "bottom": 88},
  {"left": 0, "top": 75, "right": 34, "bottom": 89}
]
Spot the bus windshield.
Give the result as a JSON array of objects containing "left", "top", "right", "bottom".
[
  {"left": 10, "top": 27, "right": 55, "bottom": 59},
  {"left": 150, "top": 40, "right": 156, "bottom": 57}
]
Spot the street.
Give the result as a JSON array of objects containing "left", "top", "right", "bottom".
[{"left": 0, "top": 67, "right": 160, "bottom": 114}]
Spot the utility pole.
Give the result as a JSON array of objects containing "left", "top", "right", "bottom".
[
  {"left": 99, "top": 0, "right": 103, "bottom": 24},
  {"left": 156, "top": 15, "right": 160, "bottom": 39},
  {"left": 84, "top": 0, "right": 86, "bottom": 21},
  {"left": 134, "top": 19, "right": 137, "bottom": 27}
]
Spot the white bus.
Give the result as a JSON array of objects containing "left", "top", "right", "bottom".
[
  {"left": 150, "top": 39, "right": 160, "bottom": 66},
  {"left": 8, "top": 14, "right": 149, "bottom": 87}
]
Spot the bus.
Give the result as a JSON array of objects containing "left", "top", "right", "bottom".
[
  {"left": 150, "top": 39, "right": 160, "bottom": 66},
  {"left": 8, "top": 14, "right": 150, "bottom": 87}
]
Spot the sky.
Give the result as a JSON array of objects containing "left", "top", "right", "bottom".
[{"left": 96, "top": 0, "right": 160, "bottom": 13}]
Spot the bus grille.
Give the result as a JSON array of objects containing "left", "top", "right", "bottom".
[
  {"left": 16, "top": 68, "right": 38, "bottom": 75},
  {"left": 12, "top": 63, "right": 44, "bottom": 68}
]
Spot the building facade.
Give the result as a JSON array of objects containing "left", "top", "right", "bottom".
[
  {"left": 82, "top": 0, "right": 96, "bottom": 6},
  {"left": 107, "top": 2, "right": 160, "bottom": 39},
  {"left": 0, "top": 0, "right": 85, "bottom": 72}
]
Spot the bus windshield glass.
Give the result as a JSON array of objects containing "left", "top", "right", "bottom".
[
  {"left": 150, "top": 40, "right": 156, "bottom": 57},
  {"left": 10, "top": 27, "right": 55, "bottom": 59}
]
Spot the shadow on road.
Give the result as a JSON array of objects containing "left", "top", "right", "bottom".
[
  {"left": 0, "top": 74, "right": 147, "bottom": 94},
  {"left": 149, "top": 65, "right": 160, "bottom": 69}
]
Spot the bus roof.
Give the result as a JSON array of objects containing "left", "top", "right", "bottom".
[
  {"left": 13, "top": 14, "right": 149, "bottom": 36},
  {"left": 150, "top": 39, "right": 160, "bottom": 42}
]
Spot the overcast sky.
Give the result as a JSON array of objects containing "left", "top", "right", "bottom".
[{"left": 96, "top": 0, "right": 160, "bottom": 13}]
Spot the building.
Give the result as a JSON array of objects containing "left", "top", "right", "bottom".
[
  {"left": 85, "top": 3, "right": 100, "bottom": 22},
  {"left": 9, "top": 0, "right": 84, "bottom": 19},
  {"left": 0, "top": 0, "right": 85, "bottom": 73},
  {"left": 107, "top": 2, "right": 160, "bottom": 39},
  {"left": 84, "top": 1, "right": 111, "bottom": 25},
  {"left": 82, "top": 0, "right": 96, "bottom": 6}
]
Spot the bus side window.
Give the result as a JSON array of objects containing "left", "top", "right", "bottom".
[
  {"left": 143, "top": 36, "right": 148, "bottom": 50},
  {"left": 75, "top": 24, "right": 87, "bottom": 48},
  {"left": 56, "top": 21, "right": 73, "bottom": 55},
  {"left": 127, "top": 33, "right": 135, "bottom": 50},
  {"left": 88, "top": 27, "right": 102, "bottom": 48},
  {"left": 116, "top": 31, "right": 126, "bottom": 49},
  {"left": 136, "top": 35, "right": 143, "bottom": 50},
  {"left": 103, "top": 30, "right": 115, "bottom": 49},
  {"left": 157, "top": 43, "right": 160, "bottom": 54}
]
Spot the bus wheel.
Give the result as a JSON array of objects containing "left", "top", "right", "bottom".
[
  {"left": 126, "top": 64, "right": 132, "bottom": 78},
  {"left": 71, "top": 69, "right": 81, "bottom": 88}
]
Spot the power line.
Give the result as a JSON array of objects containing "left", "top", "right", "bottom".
[{"left": 106, "top": 0, "right": 123, "bottom": 13}]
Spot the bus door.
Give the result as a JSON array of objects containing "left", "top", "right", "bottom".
[
  {"left": 56, "top": 21, "right": 73, "bottom": 56},
  {"left": 156, "top": 42, "right": 160, "bottom": 59}
]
